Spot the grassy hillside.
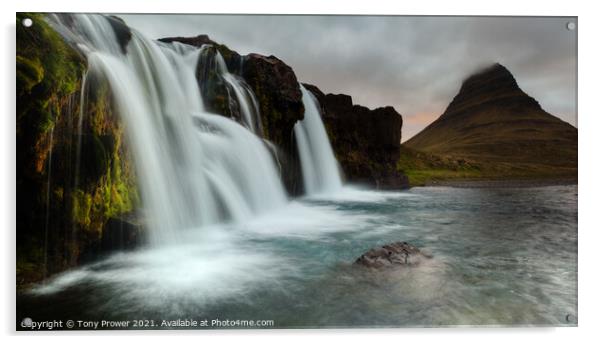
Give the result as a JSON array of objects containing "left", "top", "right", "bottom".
[{"left": 403, "top": 63, "right": 577, "bottom": 185}]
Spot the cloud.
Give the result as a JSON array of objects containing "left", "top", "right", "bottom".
[{"left": 119, "top": 14, "right": 577, "bottom": 141}]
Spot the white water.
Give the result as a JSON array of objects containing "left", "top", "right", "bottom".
[
  {"left": 49, "top": 14, "right": 287, "bottom": 243},
  {"left": 202, "top": 49, "right": 264, "bottom": 136},
  {"left": 295, "top": 85, "right": 343, "bottom": 195},
  {"left": 223, "top": 73, "right": 264, "bottom": 135}
]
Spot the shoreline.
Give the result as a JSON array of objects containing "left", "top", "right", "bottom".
[{"left": 419, "top": 177, "right": 577, "bottom": 189}]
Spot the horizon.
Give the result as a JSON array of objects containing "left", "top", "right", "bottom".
[{"left": 119, "top": 14, "right": 577, "bottom": 142}]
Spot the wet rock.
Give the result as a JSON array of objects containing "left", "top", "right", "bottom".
[
  {"left": 159, "top": 35, "right": 305, "bottom": 195},
  {"left": 17, "top": 13, "right": 139, "bottom": 286},
  {"left": 242, "top": 54, "right": 305, "bottom": 194},
  {"left": 100, "top": 215, "right": 145, "bottom": 252},
  {"left": 303, "top": 83, "right": 408, "bottom": 189},
  {"left": 354, "top": 242, "right": 432, "bottom": 268},
  {"left": 106, "top": 16, "right": 132, "bottom": 54},
  {"left": 159, "top": 34, "right": 217, "bottom": 47},
  {"left": 159, "top": 35, "right": 243, "bottom": 72}
]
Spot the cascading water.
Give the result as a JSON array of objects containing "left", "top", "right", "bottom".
[
  {"left": 48, "top": 14, "right": 287, "bottom": 244},
  {"left": 43, "top": 127, "right": 54, "bottom": 280},
  {"left": 212, "top": 50, "right": 264, "bottom": 136},
  {"left": 294, "top": 85, "right": 343, "bottom": 195}
]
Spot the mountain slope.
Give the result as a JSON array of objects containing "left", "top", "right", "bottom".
[{"left": 404, "top": 63, "right": 577, "bottom": 175}]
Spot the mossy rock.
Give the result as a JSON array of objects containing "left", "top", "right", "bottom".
[
  {"left": 16, "top": 55, "right": 44, "bottom": 94},
  {"left": 16, "top": 13, "right": 141, "bottom": 287}
]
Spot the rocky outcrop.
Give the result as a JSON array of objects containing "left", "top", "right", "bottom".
[
  {"left": 404, "top": 63, "right": 577, "bottom": 176},
  {"left": 354, "top": 242, "right": 432, "bottom": 268},
  {"left": 160, "top": 34, "right": 217, "bottom": 48},
  {"left": 242, "top": 54, "right": 305, "bottom": 192},
  {"left": 106, "top": 16, "right": 132, "bottom": 54},
  {"left": 304, "top": 84, "right": 408, "bottom": 189},
  {"left": 16, "top": 13, "right": 139, "bottom": 287}
]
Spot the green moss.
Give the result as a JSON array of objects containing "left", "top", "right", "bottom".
[
  {"left": 17, "top": 13, "right": 85, "bottom": 135},
  {"left": 36, "top": 106, "right": 54, "bottom": 133},
  {"left": 72, "top": 189, "right": 93, "bottom": 227},
  {"left": 102, "top": 154, "right": 137, "bottom": 218},
  {"left": 16, "top": 55, "right": 44, "bottom": 94},
  {"left": 17, "top": 13, "right": 83, "bottom": 95}
]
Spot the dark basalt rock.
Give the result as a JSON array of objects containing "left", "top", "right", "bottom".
[
  {"left": 243, "top": 54, "right": 305, "bottom": 193},
  {"left": 304, "top": 83, "right": 408, "bottom": 189},
  {"left": 354, "top": 242, "right": 432, "bottom": 268},
  {"left": 160, "top": 35, "right": 243, "bottom": 72},
  {"left": 194, "top": 45, "right": 239, "bottom": 118},
  {"left": 159, "top": 34, "right": 217, "bottom": 47},
  {"left": 242, "top": 53, "right": 305, "bottom": 145},
  {"left": 100, "top": 215, "right": 144, "bottom": 252},
  {"left": 106, "top": 16, "right": 132, "bottom": 54}
]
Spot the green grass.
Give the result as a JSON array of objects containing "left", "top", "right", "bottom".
[
  {"left": 397, "top": 145, "right": 484, "bottom": 186},
  {"left": 403, "top": 169, "right": 484, "bottom": 187},
  {"left": 397, "top": 145, "right": 576, "bottom": 187}
]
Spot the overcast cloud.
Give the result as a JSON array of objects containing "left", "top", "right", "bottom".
[{"left": 119, "top": 14, "right": 577, "bottom": 141}]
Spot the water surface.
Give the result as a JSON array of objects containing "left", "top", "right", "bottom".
[{"left": 18, "top": 185, "right": 578, "bottom": 328}]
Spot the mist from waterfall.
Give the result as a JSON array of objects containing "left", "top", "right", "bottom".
[
  {"left": 48, "top": 14, "right": 287, "bottom": 244},
  {"left": 295, "top": 85, "right": 343, "bottom": 195}
]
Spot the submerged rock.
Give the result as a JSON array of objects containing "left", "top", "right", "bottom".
[{"left": 354, "top": 242, "right": 432, "bottom": 268}]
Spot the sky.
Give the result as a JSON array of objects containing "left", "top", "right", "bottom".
[{"left": 119, "top": 14, "right": 577, "bottom": 141}]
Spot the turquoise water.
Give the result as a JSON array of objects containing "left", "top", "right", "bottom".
[{"left": 18, "top": 185, "right": 577, "bottom": 328}]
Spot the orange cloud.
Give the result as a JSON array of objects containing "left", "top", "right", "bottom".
[{"left": 405, "top": 112, "right": 439, "bottom": 125}]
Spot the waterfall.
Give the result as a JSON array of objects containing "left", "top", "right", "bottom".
[
  {"left": 48, "top": 14, "right": 287, "bottom": 244},
  {"left": 294, "top": 85, "right": 343, "bottom": 195},
  {"left": 212, "top": 50, "right": 264, "bottom": 136},
  {"left": 43, "top": 127, "right": 54, "bottom": 280}
]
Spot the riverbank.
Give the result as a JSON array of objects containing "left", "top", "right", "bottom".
[
  {"left": 422, "top": 177, "right": 578, "bottom": 188},
  {"left": 397, "top": 145, "right": 577, "bottom": 188}
]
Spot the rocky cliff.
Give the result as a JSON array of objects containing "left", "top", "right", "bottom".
[
  {"left": 304, "top": 84, "right": 409, "bottom": 189},
  {"left": 161, "top": 35, "right": 410, "bottom": 191},
  {"left": 404, "top": 63, "right": 577, "bottom": 177},
  {"left": 17, "top": 13, "right": 140, "bottom": 287}
]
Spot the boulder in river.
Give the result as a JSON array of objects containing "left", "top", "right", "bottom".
[{"left": 354, "top": 242, "right": 432, "bottom": 268}]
